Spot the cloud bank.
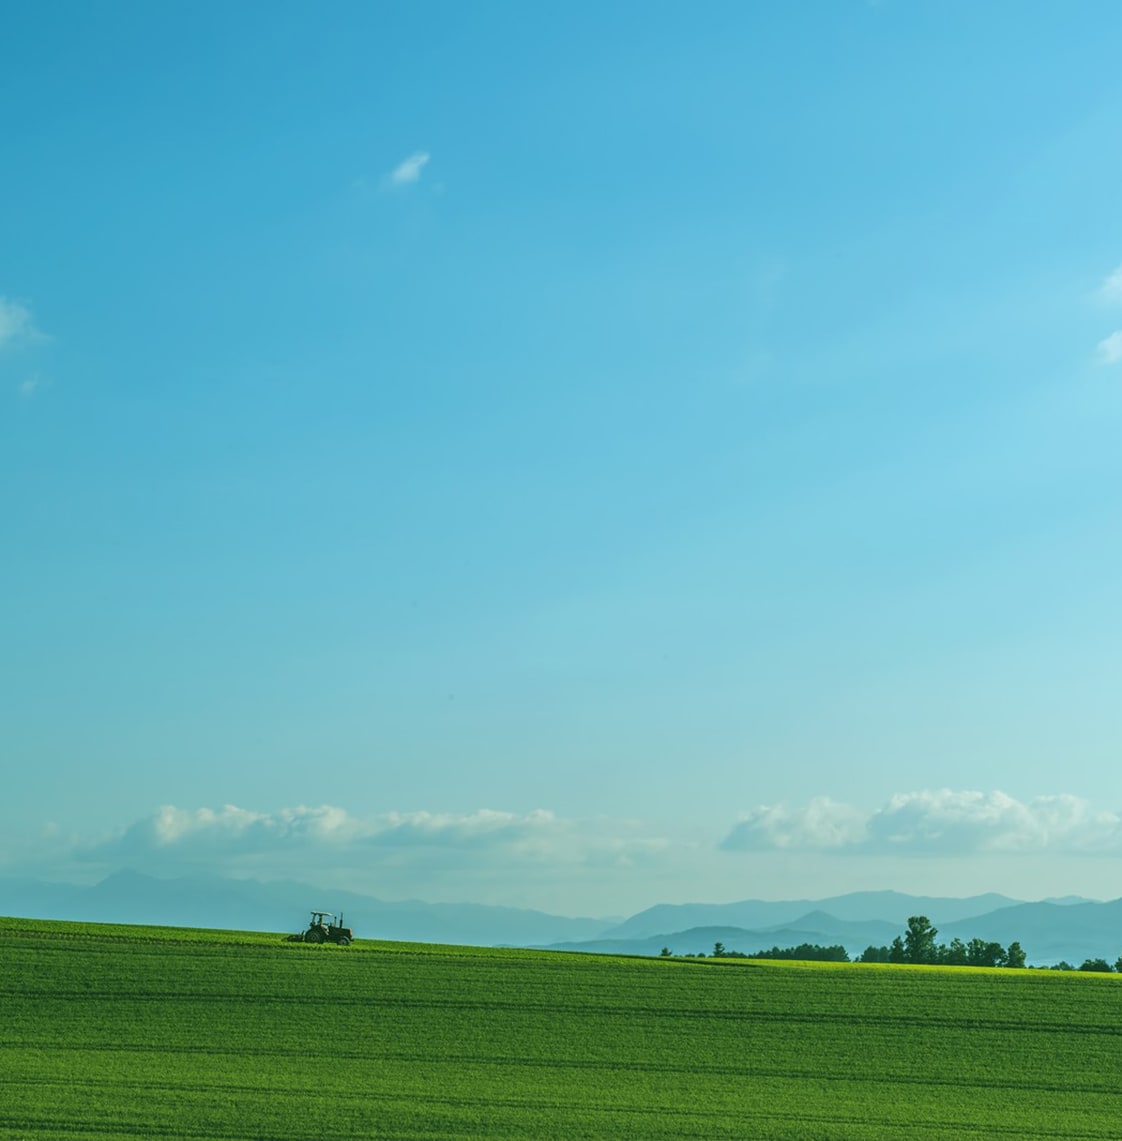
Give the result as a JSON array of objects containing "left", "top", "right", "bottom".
[
  {"left": 721, "top": 790, "right": 1122, "bottom": 855},
  {"left": 74, "top": 804, "right": 669, "bottom": 879},
  {"left": 9, "top": 794, "right": 1122, "bottom": 912}
]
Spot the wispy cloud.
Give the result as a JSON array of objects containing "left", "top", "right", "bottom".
[
  {"left": 1088, "top": 266, "right": 1122, "bottom": 364},
  {"left": 1097, "top": 330, "right": 1122, "bottom": 366},
  {"left": 0, "top": 297, "right": 36, "bottom": 349},
  {"left": 721, "top": 790, "right": 1122, "bottom": 855},
  {"left": 1100, "top": 264, "right": 1122, "bottom": 306},
  {"left": 388, "top": 151, "right": 431, "bottom": 187}
]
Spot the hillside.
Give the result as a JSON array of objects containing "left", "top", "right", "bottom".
[{"left": 3, "top": 916, "right": 1122, "bottom": 1139}]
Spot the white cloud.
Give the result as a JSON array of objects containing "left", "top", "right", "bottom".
[
  {"left": 1100, "top": 264, "right": 1122, "bottom": 306},
  {"left": 0, "top": 297, "right": 35, "bottom": 349},
  {"left": 1097, "top": 330, "right": 1122, "bottom": 365},
  {"left": 74, "top": 803, "right": 670, "bottom": 878},
  {"left": 722, "top": 790, "right": 1122, "bottom": 855},
  {"left": 388, "top": 151, "right": 430, "bottom": 186},
  {"left": 720, "top": 798, "right": 868, "bottom": 851}
]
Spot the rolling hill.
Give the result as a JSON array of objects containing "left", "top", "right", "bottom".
[{"left": 5, "top": 915, "right": 1122, "bottom": 1139}]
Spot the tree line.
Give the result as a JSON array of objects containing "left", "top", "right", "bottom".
[
  {"left": 1046, "top": 958, "right": 1122, "bottom": 973},
  {"left": 661, "top": 941, "right": 850, "bottom": 963},
  {"left": 859, "top": 916, "right": 1122, "bottom": 972},
  {"left": 856, "top": 916, "right": 1025, "bottom": 967},
  {"left": 659, "top": 916, "right": 1122, "bottom": 971}
]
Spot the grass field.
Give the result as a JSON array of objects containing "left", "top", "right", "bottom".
[{"left": 2, "top": 916, "right": 1122, "bottom": 1139}]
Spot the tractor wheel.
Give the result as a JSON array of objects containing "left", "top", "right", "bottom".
[
  {"left": 303, "top": 928, "right": 326, "bottom": 944},
  {"left": 337, "top": 935, "right": 352, "bottom": 946}
]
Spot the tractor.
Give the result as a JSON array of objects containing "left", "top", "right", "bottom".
[{"left": 302, "top": 910, "right": 353, "bottom": 945}]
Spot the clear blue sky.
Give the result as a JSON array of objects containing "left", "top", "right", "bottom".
[{"left": 4, "top": 1, "right": 1122, "bottom": 914}]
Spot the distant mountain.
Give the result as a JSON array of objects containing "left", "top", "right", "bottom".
[
  {"left": 4, "top": 874, "right": 1116, "bottom": 965},
  {"left": 545, "top": 916, "right": 901, "bottom": 958},
  {"left": 545, "top": 926, "right": 785, "bottom": 958},
  {"left": 759, "top": 910, "right": 900, "bottom": 946},
  {"left": 0, "top": 870, "right": 616, "bottom": 947},
  {"left": 603, "top": 891, "right": 1021, "bottom": 940},
  {"left": 940, "top": 899, "right": 1122, "bottom": 965},
  {"left": 554, "top": 899, "right": 1122, "bottom": 966}
]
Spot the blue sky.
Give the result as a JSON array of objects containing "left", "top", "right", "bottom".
[{"left": 4, "top": 1, "right": 1122, "bottom": 914}]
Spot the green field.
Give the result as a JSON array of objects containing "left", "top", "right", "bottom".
[{"left": 3, "top": 917, "right": 1122, "bottom": 1139}]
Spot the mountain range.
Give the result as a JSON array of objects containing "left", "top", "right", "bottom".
[
  {"left": 545, "top": 895, "right": 1121, "bottom": 965},
  {"left": 0, "top": 870, "right": 611, "bottom": 947},
  {"left": 1, "top": 871, "right": 1115, "bottom": 966}
]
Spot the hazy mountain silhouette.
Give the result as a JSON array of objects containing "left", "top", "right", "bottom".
[
  {"left": 0, "top": 870, "right": 615, "bottom": 946},
  {"left": 3, "top": 873, "right": 1117, "bottom": 964},
  {"left": 553, "top": 899, "right": 1122, "bottom": 965},
  {"left": 603, "top": 891, "right": 1021, "bottom": 940},
  {"left": 546, "top": 917, "right": 900, "bottom": 958},
  {"left": 939, "top": 899, "right": 1122, "bottom": 964}
]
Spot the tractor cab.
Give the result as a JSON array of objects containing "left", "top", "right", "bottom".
[{"left": 302, "top": 910, "right": 354, "bottom": 945}]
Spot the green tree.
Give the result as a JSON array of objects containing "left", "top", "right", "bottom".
[
  {"left": 1114, "top": 955, "right": 1122, "bottom": 974},
  {"left": 1004, "top": 942, "right": 1026, "bottom": 969},
  {"left": 712, "top": 942, "right": 726, "bottom": 958},
  {"left": 966, "top": 938, "right": 1005, "bottom": 967},
  {"left": 888, "top": 936, "right": 906, "bottom": 964},
  {"left": 659, "top": 947, "right": 672, "bottom": 958},
  {"left": 1079, "top": 958, "right": 1112, "bottom": 973},
  {"left": 904, "top": 916, "right": 939, "bottom": 965},
  {"left": 943, "top": 938, "right": 968, "bottom": 966}
]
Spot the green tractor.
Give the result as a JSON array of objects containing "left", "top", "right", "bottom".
[{"left": 302, "top": 910, "right": 353, "bottom": 945}]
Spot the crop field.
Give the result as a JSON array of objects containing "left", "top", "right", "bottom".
[{"left": 2, "top": 917, "right": 1122, "bottom": 1139}]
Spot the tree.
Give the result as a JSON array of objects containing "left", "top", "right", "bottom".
[
  {"left": 859, "top": 945, "right": 890, "bottom": 963},
  {"left": 1005, "top": 942, "right": 1026, "bottom": 969},
  {"left": 1079, "top": 958, "right": 1112, "bottom": 973},
  {"left": 942, "top": 938, "right": 968, "bottom": 966},
  {"left": 904, "top": 916, "right": 939, "bottom": 965},
  {"left": 659, "top": 947, "right": 672, "bottom": 958},
  {"left": 888, "top": 936, "right": 906, "bottom": 964},
  {"left": 1114, "top": 955, "right": 1122, "bottom": 974},
  {"left": 712, "top": 942, "right": 726, "bottom": 958},
  {"left": 965, "top": 938, "right": 1005, "bottom": 968}
]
